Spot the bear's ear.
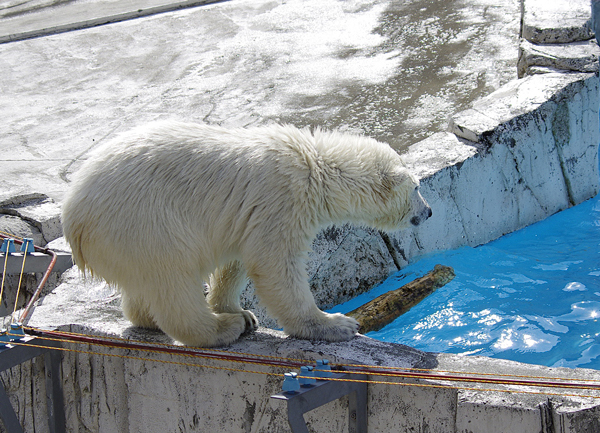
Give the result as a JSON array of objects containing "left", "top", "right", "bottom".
[
  {"left": 387, "top": 171, "right": 415, "bottom": 188},
  {"left": 372, "top": 173, "right": 393, "bottom": 202},
  {"left": 378, "top": 171, "right": 409, "bottom": 200}
]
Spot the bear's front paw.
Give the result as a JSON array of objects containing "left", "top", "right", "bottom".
[
  {"left": 320, "top": 313, "right": 359, "bottom": 341},
  {"left": 286, "top": 312, "right": 359, "bottom": 342},
  {"left": 240, "top": 309, "right": 258, "bottom": 333}
]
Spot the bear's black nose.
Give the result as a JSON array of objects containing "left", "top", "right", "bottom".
[{"left": 410, "top": 206, "right": 432, "bottom": 226}]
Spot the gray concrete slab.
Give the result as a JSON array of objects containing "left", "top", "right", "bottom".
[
  {"left": 0, "top": 0, "right": 224, "bottom": 43},
  {"left": 0, "top": 0, "right": 520, "bottom": 202},
  {"left": 522, "top": 0, "right": 593, "bottom": 43}
]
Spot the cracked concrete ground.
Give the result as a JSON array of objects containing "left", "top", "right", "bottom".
[{"left": 0, "top": 0, "right": 520, "bottom": 203}]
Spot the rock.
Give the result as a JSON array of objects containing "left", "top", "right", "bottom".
[
  {"left": 518, "top": 39, "right": 599, "bottom": 78},
  {"left": 308, "top": 225, "right": 398, "bottom": 309},
  {"left": 521, "top": 0, "right": 593, "bottom": 44},
  {"left": 0, "top": 195, "right": 62, "bottom": 246},
  {"left": 0, "top": 214, "right": 44, "bottom": 246}
]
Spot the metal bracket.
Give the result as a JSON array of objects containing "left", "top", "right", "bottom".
[
  {"left": 0, "top": 251, "right": 72, "bottom": 275},
  {"left": 271, "top": 371, "right": 368, "bottom": 433},
  {"left": 0, "top": 335, "right": 65, "bottom": 433}
]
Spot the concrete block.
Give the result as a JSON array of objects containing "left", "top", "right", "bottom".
[
  {"left": 0, "top": 214, "right": 44, "bottom": 247},
  {"left": 368, "top": 380, "right": 458, "bottom": 433},
  {"left": 449, "top": 72, "right": 599, "bottom": 209},
  {"left": 553, "top": 402, "right": 600, "bottom": 433},
  {"left": 0, "top": 356, "right": 50, "bottom": 433},
  {"left": 522, "top": 0, "right": 593, "bottom": 44},
  {"left": 456, "top": 392, "right": 545, "bottom": 433},
  {"left": 399, "top": 74, "right": 599, "bottom": 251},
  {"left": 401, "top": 131, "right": 481, "bottom": 181},
  {"left": 0, "top": 195, "right": 62, "bottom": 245},
  {"left": 518, "top": 39, "right": 599, "bottom": 78},
  {"left": 449, "top": 73, "right": 591, "bottom": 142}
]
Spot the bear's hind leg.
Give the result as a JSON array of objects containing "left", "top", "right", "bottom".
[
  {"left": 121, "top": 291, "right": 159, "bottom": 330},
  {"left": 149, "top": 280, "right": 248, "bottom": 347},
  {"left": 208, "top": 260, "right": 258, "bottom": 332}
]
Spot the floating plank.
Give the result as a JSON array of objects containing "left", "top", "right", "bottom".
[{"left": 347, "top": 264, "right": 455, "bottom": 334}]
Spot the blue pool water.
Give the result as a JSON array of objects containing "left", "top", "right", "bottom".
[{"left": 330, "top": 194, "right": 600, "bottom": 369}]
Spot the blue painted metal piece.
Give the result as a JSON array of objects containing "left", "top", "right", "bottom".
[
  {"left": 299, "top": 366, "right": 316, "bottom": 387},
  {"left": 282, "top": 372, "right": 300, "bottom": 393},
  {"left": 0, "top": 333, "right": 11, "bottom": 347},
  {"left": 0, "top": 324, "right": 26, "bottom": 348},
  {"left": 0, "top": 335, "right": 65, "bottom": 433},
  {"left": 272, "top": 370, "right": 368, "bottom": 433},
  {"left": 8, "top": 324, "right": 25, "bottom": 342},
  {"left": 315, "top": 359, "right": 331, "bottom": 378},
  {"left": 1, "top": 239, "right": 16, "bottom": 254},
  {"left": 19, "top": 238, "right": 34, "bottom": 254}
]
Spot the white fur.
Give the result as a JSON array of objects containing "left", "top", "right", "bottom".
[{"left": 61, "top": 121, "right": 431, "bottom": 347}]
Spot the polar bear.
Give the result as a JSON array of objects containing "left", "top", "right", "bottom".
[{"left": 62, "top": 121, "right": 431, "bottom": 347}]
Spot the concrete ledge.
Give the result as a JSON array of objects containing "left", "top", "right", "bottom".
[
  {"left": 518, "top": 39, "right": 599, "bottom": 78},
  {"left": 3, "top": 271, "right": 598, "bottom": 433}
]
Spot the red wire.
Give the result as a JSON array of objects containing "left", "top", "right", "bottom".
[{"left": 25, "top": 328, "right": 600, "bottom": 392}]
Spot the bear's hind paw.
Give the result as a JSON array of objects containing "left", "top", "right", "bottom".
[{"left": 241, "top": 309, "right": 259, "bottom": 333}]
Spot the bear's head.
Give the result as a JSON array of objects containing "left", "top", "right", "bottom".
[
  {"left": 310, "top": 128, "right": 432, "bottom": 231},
  {"left": 367, "top": 166, "right": 432, "bottom": 231}
]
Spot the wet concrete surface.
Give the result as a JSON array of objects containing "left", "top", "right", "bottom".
[{"left": 0, "top": 0, "right": 520, "bottom": 201}]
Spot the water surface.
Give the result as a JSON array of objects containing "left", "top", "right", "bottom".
[{"left": 331, "top": 194, "right": 600, "bottom": 369}]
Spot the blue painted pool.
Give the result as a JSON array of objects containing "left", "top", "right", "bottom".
[{"left": 331, "top": 193, "right": 600, "bottom": 369}]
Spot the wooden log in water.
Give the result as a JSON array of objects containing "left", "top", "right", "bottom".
[{"left": 347, "top": 264, "right": 455, "bottom": 334}]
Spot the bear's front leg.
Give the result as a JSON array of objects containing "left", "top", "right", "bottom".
[
  {"left": 142, "top": 276, "right": 250, "bottom": 347},
  {"left": 208, "top": 260, "right": 258, "bottom": 332},
  {"left": 247, "top": 256, "right": 359, "bottom": 342}
]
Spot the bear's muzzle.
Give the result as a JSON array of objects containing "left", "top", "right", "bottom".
[{"left": 410, "top": 205, "right": 432, "bottom": 226}]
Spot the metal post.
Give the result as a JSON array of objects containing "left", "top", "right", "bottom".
[
  {"left": 45, "top": 348, "right": 65, "bottom": 433},
  {"left": 0, "top": 337, "right": 64, "bottom": 433},
  {"left": 0, "top": 377, "right": 24, "bottom": 433}
]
